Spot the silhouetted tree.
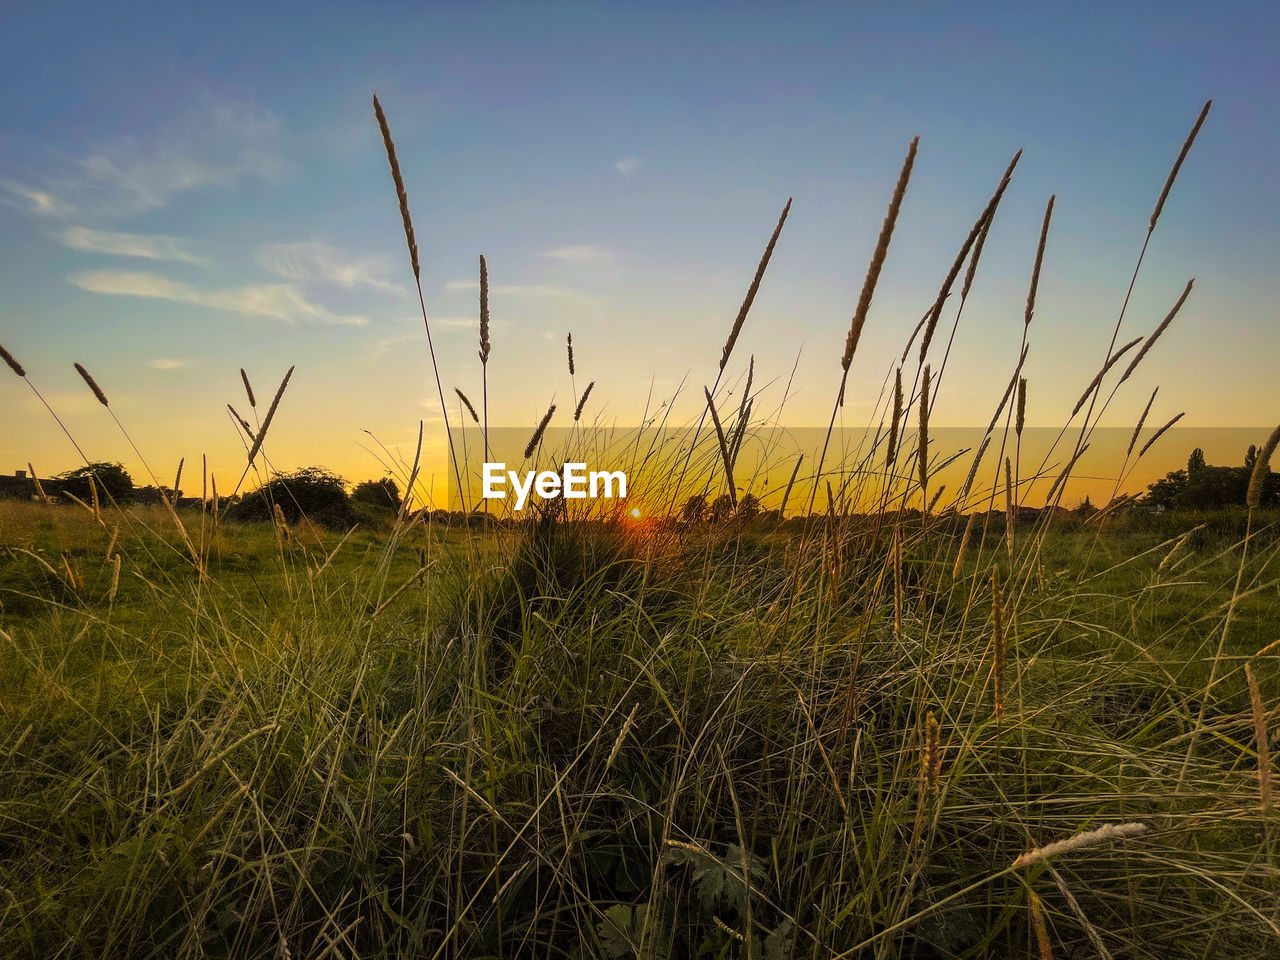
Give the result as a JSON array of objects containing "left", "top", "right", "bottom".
[
  {"left": 681, "top": 494, "right": 708, "bottom": 523},
  {"left": 737, "top": 492, "right": 761, "bottom": 521},
  {"left": 1146, "top": 446, "right": 1280, "bottom": 510},
  {"left": 353, "top": 476, "right": 401, "bottom": 511},
  {"left": 228, "top": 467, "right": 353, "bottom": 529},
  {"left": 57, "top": 462, "right": 133, "bottom": 504},
  {"left": 709, "top": 493, "right": 734, "bottom": 524}
]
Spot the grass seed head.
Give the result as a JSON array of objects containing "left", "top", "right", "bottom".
[
  {"left": 1150, "top": 100, "right": 1211, "bottom": 232},
  {"left": 1, "top": 342, "right": 25, "bottom": 377},
  {"left": 74, "top": 362, "right": 109, "bottom": 407},
  {"left": 1247, "top": 423, "right": 1280, "bottom": 510},
  {"left": 373, "top": 94, "right": 420, "bottom": 280},
  {"left": 721, "top": 198, "right": 792, "bottom": 371},
  {"left": 845, "top": 138, "right": 918, "bottom": 372}
]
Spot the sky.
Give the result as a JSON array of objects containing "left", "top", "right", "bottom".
[{"left": 1, "top": 1, "right": 1277, "bottom": 505}]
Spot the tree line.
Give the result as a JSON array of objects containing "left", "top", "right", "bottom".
[{"left": 1144, "top": 445, "right": 1279, "bottom": 511}]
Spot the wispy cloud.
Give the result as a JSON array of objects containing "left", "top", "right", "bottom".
[
  {"left": 78, "top": 102, "right": 284, "bottom": 214},
  {"left": 444, "top": 280, "right": 603, "bottom": 305},
  {"left": 70, "top": 270, "right": 367, "bottom": 326},
  {"left": 1, "top": 180, "right": 75, "bottom": 218},
  {"left": 614, "top": 156, "right": 644, "bottom": 175},
  {"left": 4, "top": 101, "right": 284, "bottom": 222},
  {"left": 63, "top": 226, "right": 205, "bottom": 265},
  {"left": 257, "top": 241, "right": 404, "bottom": 295},
  {"left": 148, "top": 358, "right": 190, "bottom": 370},
  {"left": 542, "top": 245, "right": 615, "bottom": 263}
]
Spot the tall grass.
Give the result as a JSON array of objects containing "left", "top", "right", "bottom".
[{"left": 1, "top": 96, "right": 1278, "bottom": 960}]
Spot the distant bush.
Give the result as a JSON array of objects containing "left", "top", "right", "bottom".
[{"left": 227, "top": 467, "right": 354, "bottom": 529}]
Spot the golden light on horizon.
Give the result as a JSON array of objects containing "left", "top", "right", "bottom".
[{"left": 630, "top": 507, "right": 641, "bottom": 519}]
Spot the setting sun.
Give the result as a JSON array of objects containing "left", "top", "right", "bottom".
[{"left": 630, "top": 507, "right": 641, "bottom": 519}]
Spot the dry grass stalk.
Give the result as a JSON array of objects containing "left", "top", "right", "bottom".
[
  {"left": 62, "top": 555, "right": 78, "bottom": 592},
  {"left": 892, "top": 526, "right": 903, "bottom": 638},
  {"left": 105, "top": 523, "right": 118, "bottom": 560},
  {"left": 172, "top": 458, "right": 184, "bottom": 505},
  {"left": 917, "top": 365, "right": 931, "bottom": 498},
  {"left": 886, "top": 368, "right": 903, "bottom": 469},
  {"left": 919, "top": 150, "right": 1022, "bottom": 362},
  {"left": 1244, "top": 662, "right": 1273, "bottom": 814},
  {"left": 921, "top": 710, "right": 942, "bottom": 797},
  {"left": 455, "top": 388, "right": 479, "bottom": 424},
  {"left": 1127, "top": 387, "right": 1159, "bottom": 457},
  {"left": 373, "top": 94, "right": 420, "bottom": 280},
  {"left": 1012, "top": 822, "right": 1149, "bottom": 869},
  {"left": 952, "top": 512, "right": 976, "bottom": 578},
  {"left": 478, "top": 256, "right": 491, "bottom": 363},
  {"left": 606, "top": 703, "right": 640, "bottom": 769},
  {"left": 961, "top": 436, "right": 991, "bottom": 500},
  {"left": 1045, "top": 443, "right": 1091, "bottom": 505},
  {"left": 1025, "top": 195, "right": 1055, "bottom": 326},
  {"left": 991, "top": 571, "right": 1006, "bottom": 721},
  {"left": 63, "top": 491, "right": 96, "bottom": 520},
  {"left": 1016, "top": 378, "right": 1027, "bottom": 437},
  {"left": 566, "top": 332, "right": 575, "bottom": 376},
  {"left": 738, "top": 355, "right": 754, "bottom": 422},
  {"left": 985, "top": 344, "right": 1029, "bottom": 436},
  {"left": 573, "top": 381, "right": 595, "bottom": 422},
  {"left": 927, "top": 482, "right": 946, "bottom": 514},
  {"left": 843, "top": 139, "right": 918, "bottom": 375},
  {"left": 523, "top": 403, "right": 556, "bottom": 460},
  {"left": 27, "top": 463, "right": 48, "bottom": 505},
  {"left": 961, "top": 162, "right": 1009, "bottom": 302},
  {"left": 89, "top": 475, "right": 102, "bottom": 526},
  {"left": 371, "top": 564, "right": 432, "bottom": 620},
  {"left": 240, "top": 369, "right": 256, "bottom": 408},
  {"left": 228, "top": 404, "right": 254, "bottom": 439},
  {"left": 704, "top": 387, "right": 737, "bottom": 507},
  {"left": 721, "top": 198, "right": 792, "bottom": 371},
  {"left": 1004, "top": 457, "right": 1015, "bottom": 559},
  {"left": 1246, "top": 423, "right": 1280, "bottom": 510},
  {"left": 1028, "top": 891, "right": 1054, "bottom": 960},
  {"left": 108, "top": 553, "right": 121, "bottom": 602},
  {"left": 1138, "top": 412, "right": 1185, "bottom": 459},
  {"left": 901, "top": 308, "right": 932, "bottom": 363},
  {"left": 74, "top": 362, "right": 109, "bottom": 407},
  {"left": 729, "top": 398, "right": 752, "bottom": 466},
  {"left": 1071, "top": 336, "right": 1142, "bottom": 417},
  {"left": 1, "top": 342, "right": 25, "bottom": 377},
  {"left": 399, "top": 421, "right": 424, "bottom": 522},
  {"left": 246, "top": 366, "right": 295, "bottom": 466},
  {"left": 1150, "top": 100, "right": 1212, "bottom": 232},
  {"left": 779, "top": 454, "right": 803, "bottom": 517},
  {"left": 1118, "top": 279, "right": 1194, "bottom": 384},
  {"left": 211, "top": 474, "right": 219, "bottom": 531},
  {"left": 1049, "top": 868, "right": 1114, "bottom": 960}
]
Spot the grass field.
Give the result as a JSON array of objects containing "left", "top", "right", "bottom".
[
  {"left": 2, "top": 498, "right": 1279, "bottom": 958},
  {"left": 4, "top": 94, "right": 1280, "bottom": 959}
]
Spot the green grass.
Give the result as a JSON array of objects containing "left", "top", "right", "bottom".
[{"left": 2, "top": 500, "right": 1278, "bottom": 958}]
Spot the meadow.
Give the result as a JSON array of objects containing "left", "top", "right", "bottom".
[{"left": 2, "top": 96, "right": 1280, "bottom": 958}]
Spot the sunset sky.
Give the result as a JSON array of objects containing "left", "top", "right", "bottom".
[{"left": 2, "top": 2, "right": 1277, "bottom": 506}]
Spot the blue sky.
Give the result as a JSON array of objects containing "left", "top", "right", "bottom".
[{"left": 1, "top": 1, "right": 1277, "bottom": 497}]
